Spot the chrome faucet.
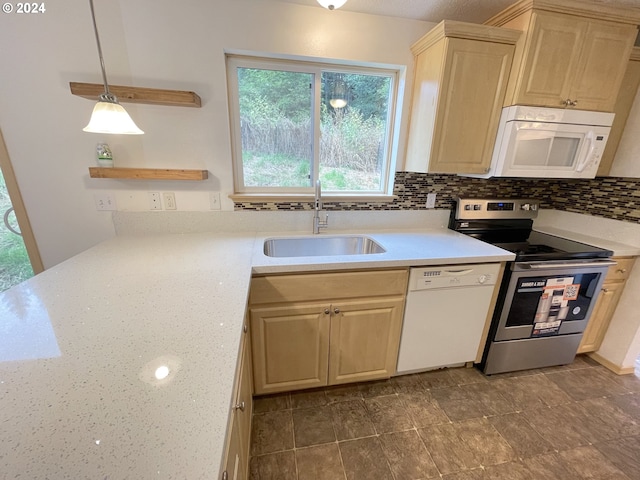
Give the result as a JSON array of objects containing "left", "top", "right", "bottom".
[{"left": 313, "top": 180, "right": 329, "bottom": 234}]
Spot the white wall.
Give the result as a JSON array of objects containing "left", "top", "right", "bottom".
[
  {"left": 0, "top": 0, "right": 433, "bottom": 268},
  {"left": 611, "top": 82, "right": 640, "bottom": 177}
]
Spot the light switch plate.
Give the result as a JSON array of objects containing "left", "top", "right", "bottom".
[
  {"left": 426, "top": 193, "right": 437, "bottom": 209},
  {"left": 94, "top": 193, "right": 116, "bottom": 211}
]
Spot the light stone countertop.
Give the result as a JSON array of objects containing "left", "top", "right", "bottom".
[{"left": 0, "top": 227, "right": 513, "bottom": 479}]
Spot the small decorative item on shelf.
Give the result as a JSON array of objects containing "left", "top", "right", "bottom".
[{"left": 96, "top": 143, "right": 113, "bottom": 167}]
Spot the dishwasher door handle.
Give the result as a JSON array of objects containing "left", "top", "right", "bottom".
[{"left": 442, "top": 269, "right": 474, "bottom": 275}]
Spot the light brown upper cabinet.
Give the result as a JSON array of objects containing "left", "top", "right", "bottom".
[
  {"left": 597, "top": 48, "right": 640, "bottom": 176},
  {"left": 405, "top": 21, "right": 520, "bottom": 174},
  {"left": 486, "top": 0, "right": 640, "bottom": 112}
]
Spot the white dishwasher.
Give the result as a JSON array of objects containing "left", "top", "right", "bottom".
[{"left": 396, "top": 263, "right": 501, "bottom": 374}]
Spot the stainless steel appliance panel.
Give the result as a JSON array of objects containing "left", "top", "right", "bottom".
[
  {"left": 484, "top": 334, "right": 583, "bottom": 375},
  {"left": 494, "top": 260, "right": 613, "bottom": 341}
]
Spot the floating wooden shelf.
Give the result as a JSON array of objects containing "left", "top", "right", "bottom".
[
  {"left": 70, "top": 82, "right": 201, "bottom": 107},
  {"left": 89, "top": 167, "right": 208, "bottom": 181}
]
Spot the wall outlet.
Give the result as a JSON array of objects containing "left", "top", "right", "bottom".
[
  {"left": 210, "top": 192, "right": 221, "bottom": 210},
  {"left": 162, "top": 192, "right": 177, "bottom": 210},
  {"left": 149, "top": 192, "right": 162, "bottom": 210},
  {"left": 426, "top": 193, "right": 437, "bottom": 209},
  {"left": 94, "top": 193, "right": 116, "bottom": 211}
]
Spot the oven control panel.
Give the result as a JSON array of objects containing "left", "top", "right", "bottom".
[{"left": 455, "top": 198, "right": 539, "bottom": 220}]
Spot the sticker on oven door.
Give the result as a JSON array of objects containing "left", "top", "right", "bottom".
[{"left": 531, "top": 281, "right": 573, "bottom": 337}]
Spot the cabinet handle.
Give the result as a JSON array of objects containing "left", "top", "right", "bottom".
[
  {"left": 602, "top": 288, "right": 610, "bottom": 293},
  {"left": 562, "top": 98, "right": 571, "bottom": 106},
  {"left": 571, "top": 99, "right": 578, "bottom": 106},
  {"left": 334, "top": 308, "right": 340, "bottom": 314},
  {"left": 324, "top": 308, "right": 331, "bottom": 315},
  {"left": 233, "top": 401, "right": 245, "bottom": 412},
  {"left": 617, "top": 268, "right": 627, "bottom": 274},
  {"left": 222, "top": 471, "right": 228, "bottom": 480},
  {"left": 243, "top": 324, "right": 248, "bottom": 333}
]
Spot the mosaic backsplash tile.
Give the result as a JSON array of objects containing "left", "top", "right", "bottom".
[{"left": 234, "top": 173, "right": 640, "bottom": 224}]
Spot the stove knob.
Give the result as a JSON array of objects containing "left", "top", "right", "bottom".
[
  {"left": 478, "top": 275, "right": 487, "bottom": 284},
  {"left": 531, "top": 204, "right": 538, "bottom": 211},
  {"left": 521, "top": 204, "right": 530, "bottom": 211}
]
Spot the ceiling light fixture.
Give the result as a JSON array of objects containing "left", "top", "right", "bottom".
[
  {"left": 83, "top": 0, "right": 143, "bottom": 135},
  {"left": 317, "top": 0, "right": 347, "bottom": 10}
]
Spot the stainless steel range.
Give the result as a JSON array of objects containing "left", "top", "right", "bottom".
[{"left": 450, "top": 198, "right": 615, "bottom": 375}]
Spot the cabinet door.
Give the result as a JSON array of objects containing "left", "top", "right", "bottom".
[
  {"left": 570, "top": 20, "right": 637, "bottom": 112},
  {"left": 429, "top": 38, "right": 515, "bottom": 174},
  {"left": 236, "top": 323, "right": 253, "bottom": 475},
  {"left": 328, "top": 296, "right": 405, "bottom": 385},
  {"left": 250, "top": 303, "right": 330, "bottom": 395},
  {"left": 577, "top": 281, "right": 625, "bottom": 354},
  {"left": 514, "top": 11, "right": 585, "bottom": 108},
  {"left": 222, "top": 414, "right": 243, "bottom": 480}
]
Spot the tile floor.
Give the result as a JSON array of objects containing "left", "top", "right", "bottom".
[{"left": 249, "top": 356, "right": 640, "bottom": 479}]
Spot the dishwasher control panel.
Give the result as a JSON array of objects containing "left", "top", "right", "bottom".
[{"left": 409, "top": 263, "right": 501, "bottom": 291}]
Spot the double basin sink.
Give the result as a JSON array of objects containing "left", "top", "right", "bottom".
[{"left": 264, "top": 235, "right": 386, "bottom": 258}]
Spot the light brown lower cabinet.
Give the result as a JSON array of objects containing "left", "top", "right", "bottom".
[
  {"left": 249, "top": 270, "right": 408, "bottom": 395},
  {"left": 578, "top": 256, "right": 636, "bottom": 354},
  {"left": 221, "top": 319, "right": 253, "bottom": 480}
]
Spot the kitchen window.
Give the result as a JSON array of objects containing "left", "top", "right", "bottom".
[{"left": 226, "top": 55, "right": 399, "bottom": 196}]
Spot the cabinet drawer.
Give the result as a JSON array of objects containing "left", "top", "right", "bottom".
[
  {"left": 606, "top": 257, "right": 635, "bottom": 282},
  {"left": 250, "top": 269, "right": 409, "bottom": 305}
]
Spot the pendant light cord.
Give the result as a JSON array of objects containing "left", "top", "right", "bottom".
[{"left": 88, "top": 0, "right": 113, "bottom": 100}]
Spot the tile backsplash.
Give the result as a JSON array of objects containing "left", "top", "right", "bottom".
[{"left": 235, "top": 173, "right": 640, "bottom": 224}]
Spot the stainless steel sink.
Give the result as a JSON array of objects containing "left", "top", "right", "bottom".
[{"left": 263, "top": 235, "right": 386, "bottom": 258}]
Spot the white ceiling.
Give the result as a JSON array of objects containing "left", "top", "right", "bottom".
[{"left": 263, "top": 0, "right": 640, "bottom": 23}]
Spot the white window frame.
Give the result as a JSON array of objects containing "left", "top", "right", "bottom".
[{"left": 226, "top": 54, "right": 400, "bottom": 197}]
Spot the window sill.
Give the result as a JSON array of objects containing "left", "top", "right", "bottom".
[{"left": 229, "top": 193, "right": 398, "bottom": 203}]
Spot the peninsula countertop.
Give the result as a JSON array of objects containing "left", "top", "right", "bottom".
[{"left": 0, "top": 227, "right": 514, "bottom": 479}]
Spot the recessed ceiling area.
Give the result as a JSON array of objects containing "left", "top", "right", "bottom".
[{"left": 258, "top": 0, "right": 640, "bottom": 23}]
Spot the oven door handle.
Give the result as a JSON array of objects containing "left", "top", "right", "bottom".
[{"left": 516, "top": 260, "right": 616, "bottom": 270}]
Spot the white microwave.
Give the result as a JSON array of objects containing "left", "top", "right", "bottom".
[{"left": 470, "top": 106, "right": 614, "bottom": 179}]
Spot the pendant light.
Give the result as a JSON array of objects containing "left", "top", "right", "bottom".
[
  {"left": 317, "top": 0, "right": 347, "bottom": 10},
  {"left": 83, "top": 0, "right": 143, "bottom": 134},
  {"left": 330, "top": 76, "right": 348, "bottom": 109}
]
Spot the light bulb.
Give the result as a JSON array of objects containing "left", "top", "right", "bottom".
[{"left": 317, "top": 0, "right": 347, "bottom": 10}]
